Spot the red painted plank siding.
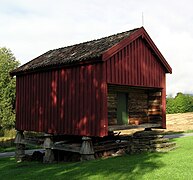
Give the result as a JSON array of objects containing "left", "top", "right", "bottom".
[
  {"left": 15, "top": 35, "right": 168, "bottom": 136},
  {"left": 105, "top": 37, "right": 166, "bottom": 129},
  {"left": 15, "top": 63, "right": 108, "bottom": 137},
  {"left": 106, "top": 37, "right": 165, "bottom": 88},
  {"left": 161, "top": 76, "right": 166, "bottom": 128}
]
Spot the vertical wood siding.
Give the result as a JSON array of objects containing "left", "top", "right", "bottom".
[
  {"left": 16, "top": 63, "right": 108, "bottom": 137},
  {"left": 105, "top": 37, "right": 165, "bottom": 88},
  {"left": 15, "top": 36, "right": 167, "bottom": 136},
  {"left": 105, "top": 37, "right": 166, "bottom": 128}
]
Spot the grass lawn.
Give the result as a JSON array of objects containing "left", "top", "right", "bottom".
[
  {"left": 0, "top": 136, "right": 193, "bottom": 180},
  {"left": 0, "top": 137, "right": 15, "bottom": 153},
  {"left": 0, "top": 137, "right": 41, "bottom": 153},
  {"left": 0, "top": 144, "right": 41, "bottom": 153},
  {"left": 0, "top": 146, "right": 16, "bottom": 153}
]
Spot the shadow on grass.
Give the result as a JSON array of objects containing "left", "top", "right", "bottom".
[
  {"left": 0, "top": 152, "right": 166, "bottom": 180},
  {"left": 163, "top": 131, "right": 193, "bottom": 139}
]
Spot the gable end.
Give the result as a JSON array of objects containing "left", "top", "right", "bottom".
[{"left": 102, "top": 27, "right": 172, "bottom": 74}]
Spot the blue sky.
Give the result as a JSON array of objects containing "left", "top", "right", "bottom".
[{"left": 1, "top": 0, "right": 193, "bottom": 96}]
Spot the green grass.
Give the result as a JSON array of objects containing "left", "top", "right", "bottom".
[
  {"left": 184, "top": 129, "right": 193, "bottom": 133},
  {"left": 0, "top": 144, "right": 41, "bottom": 153},
  {"left": 0, "top": 137, "right": 15, "bottom": 152},
  {"left": 0, "top": 146, "right": 16, "bottom": 153},
  {"left": 0, "top": 135, "right": 41, "bottom": 153},
  {"left": 0, "top": 136, "right": 193, "bottom": 180}
]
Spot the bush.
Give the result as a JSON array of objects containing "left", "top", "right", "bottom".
[
  {"left": 0, "top": 128, "right": 16, "bottom": 138},
  {"left": 3, "top": 129, "right": 16, "bottom": 138},
  {"left": 0, "top": 129, "right": 4, "bottom": 137},
  {"left": 0, "top": 138, "right": 14, "bottom": 148}
]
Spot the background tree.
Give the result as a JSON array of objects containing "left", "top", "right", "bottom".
[
  {"left": 166, "top": 96, "right": 175, "bottom": 114},
  {"left": 166, "top": 92, "right": 193, "bottom": 114},
  {"left": 174, "top": 93, "right": 193, "bottom": 113},
  {"left": 0, "top": 47, "right": 20, "bottom": 130}
]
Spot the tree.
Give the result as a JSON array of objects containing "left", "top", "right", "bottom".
[
  {"left": 166, "top": 96, "right": 175, "bottom": 114},
  {"left": 0, "top": 47, "right": 20, "bottom": 130},
  {"left": 174, "top": 93, "right": 192, "bottom": 113},
  {"left": 166, "top": 92, "right": 193, "bottom": 114}
]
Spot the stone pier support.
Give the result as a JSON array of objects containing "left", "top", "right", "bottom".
[
  {"left": 14, "top": 130, "right": 25, "bottom": 162},
  {"left": 43, "top": 134, "right": 55, "bottom": 163},
  {"left": 80, "top": 137, "right": 95, "bottom": 161}
]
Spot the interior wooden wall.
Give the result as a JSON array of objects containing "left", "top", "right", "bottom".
[{"left": 107, "top": 85, "right": 162, "bottom": 126}]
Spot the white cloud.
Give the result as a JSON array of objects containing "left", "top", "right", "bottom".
[{"left": 1, "top": 0, "right": 193, "bottom": 96}]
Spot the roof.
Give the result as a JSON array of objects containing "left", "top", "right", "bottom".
[
  {"left": 11, "top": 28, "right": 139, "bottom": 75},
  {"left": 11, "top": 27, "right": 172, "bottom": 75}
]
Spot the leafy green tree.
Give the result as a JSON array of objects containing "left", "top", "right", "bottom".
[
  {"left": 166, "top": 97, "right": 175, "bottom": 114},
  {"left": 0, "top": 47, "right": 20, "bottom": 130},
  {"left": 174, "top": 93, "right": 193, "bottom": 113},
  {"left": 166, "top": 93, "right": 193, "bottom": 114}
]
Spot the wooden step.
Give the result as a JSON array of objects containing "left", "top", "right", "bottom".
[
  {"left": 94, "top": 141, "right": 129, "bottom": 152},
  {"left": 151, "top": 142, "right": 176, "bottom": 148},
  {"left": 155, "top": 146, "right": 178, "bottom": 153},
  {"left": 130, "top": 130, "right": 177, "bottom": 153},
  {"left": 150, "top": 138, "right": 169, "bottom": 144}
]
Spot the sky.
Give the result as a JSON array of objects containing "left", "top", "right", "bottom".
[{"left": 1, "top": 0, "right": 193, "bottom": 96}]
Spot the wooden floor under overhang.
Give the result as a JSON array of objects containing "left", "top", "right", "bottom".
[{"left": 108, "top": 123, "right": 162, "bottom": 131}]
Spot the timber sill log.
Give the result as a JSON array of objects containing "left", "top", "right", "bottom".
[{"left": 108, "top": 123, "right": 162, "bottom": 131}]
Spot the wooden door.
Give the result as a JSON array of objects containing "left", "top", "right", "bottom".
[{"left": 117, "top": 92, "right": 128, "bottom": 125}]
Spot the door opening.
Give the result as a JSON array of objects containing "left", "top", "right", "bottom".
[{"left": 117, "top": 92, "right": 128, "bottom": 125}]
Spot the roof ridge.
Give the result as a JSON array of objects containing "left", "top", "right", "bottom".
[{"left": 51, "top": 27, "right": 139, "bottom": 52}]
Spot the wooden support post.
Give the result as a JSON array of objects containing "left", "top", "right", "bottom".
[
  {"left": 14, "top": 130, "right": 25, "bottom": 162},
  {"left": 43, "top": 134, "right": 55, "bottom": 163},
  {"left": 162, "top": 87, "right": 166, "bottom": 129},
  {"left": 80, "top": 137, "right": 95, "bottom": 161}
]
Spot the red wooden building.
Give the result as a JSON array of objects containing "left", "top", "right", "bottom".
[{"left": 11, "top": 27, "right": 172, "bottom": 137}]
